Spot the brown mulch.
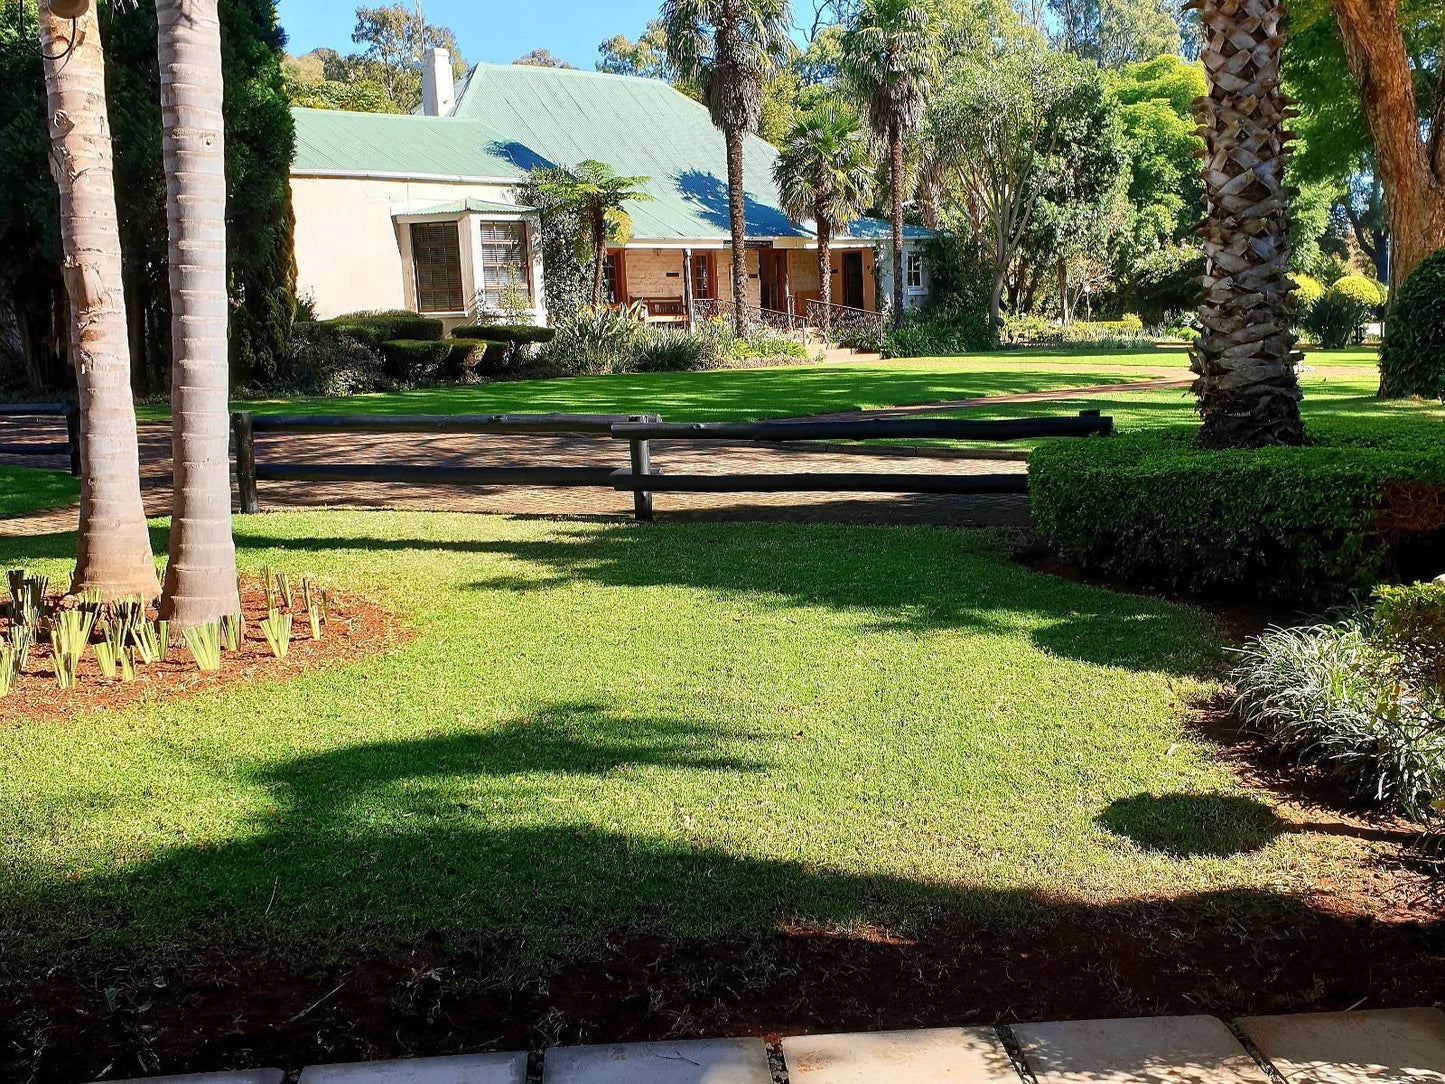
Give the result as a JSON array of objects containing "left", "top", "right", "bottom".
[{"left": 0, "top": 584, "right": 402, "bottom": 726}]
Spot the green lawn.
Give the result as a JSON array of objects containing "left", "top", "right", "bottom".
[
  {"left": 0, "top": 465, "right": 79, "bottom": 518},
  {"left": 0, "top": 511, "right": 1343, "bottom": 976},
  {"left": 137, "top": 348, "right": 1194, "bottom": 424}
]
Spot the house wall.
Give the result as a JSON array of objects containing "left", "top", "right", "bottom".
[
  {"left": 290, "top": 175, "right": 535, "bottom": 320},
  {"left": 874, "top": 239, "right": 931, "bottom": 313},
  {"left": 786, "top": 247, "right": 878, "bottom": 309},
  {"left": 621, "top": 247, "right": 762, "bottom": 308}
]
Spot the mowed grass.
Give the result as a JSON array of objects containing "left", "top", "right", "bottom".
[
  {"left": 134, "top": 348, "right": 1192, "bottom": 424},
  {"left": 0, "top": 465, "right": 79, "bottom": 518},
  {"left": 0, "top": 511, "right": 1342, "bottom": 974}
]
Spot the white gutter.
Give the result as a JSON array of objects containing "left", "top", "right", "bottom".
[{"left": 290, "top": 168, "right": 524, "bottom": 184}]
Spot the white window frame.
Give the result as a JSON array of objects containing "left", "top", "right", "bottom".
[{"left": 905, "top": 251, "right": 925, "bottom": 292}]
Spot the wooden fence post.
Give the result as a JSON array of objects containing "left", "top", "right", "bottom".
[
  {"left": 64, "top": 405, "right": 81, "bottom": 477},
  {"left": 628, "top": 413, "right": 657, "bottom": 522},
  {"left": 232, "top": 411, "right": 259, "bottom": 514}
]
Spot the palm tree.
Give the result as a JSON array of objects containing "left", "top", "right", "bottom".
[
  {"left": 530, "top": 161, "right": 653, "bottom": 306},
  {"left": 662, "top": 0, "right": 792, "bottom": 336},
  {"left": 773, "top": 109, "right": 875, "bottom": 338},
  {"left": 156, "top": 0, "right": 240, "bottom": 629},
  {"left": 37, "top": 1, "right": 158, "bottom": 601},
  {"left": 841, "top": 0, "right": 937, "bottom": 329},
  {"left": 1191, "top": 0, "right": 1304, "bottom": 447}
]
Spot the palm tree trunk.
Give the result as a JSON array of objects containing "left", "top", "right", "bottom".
[
  {"left": 38, "top": 5, "right": 158, "bottom": 602},
  {"left": 1191, "top": 0, "right": 1304, "bottom": 448},
  {"left": 156, "top": 0, "right": 240, "bottom": 629},
  {"left": 725, "top": 125, "right": 749, "bottom": 337},
  {"left": 816, "top": 203, "right": 833, "bottom": 340},
  {"left": 889, "top": 124, "right": 906, "bottom": 330},
  {"left": 592, "top": 211, "right": 607, "bottom": 307}
]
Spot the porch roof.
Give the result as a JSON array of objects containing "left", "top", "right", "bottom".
[{"left": 398, "top": 198, "right": 536, "bottom": 218}]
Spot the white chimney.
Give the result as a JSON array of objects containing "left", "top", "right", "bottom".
[{"left": 422, "top": 46, "right": 455, "bottom": 116}]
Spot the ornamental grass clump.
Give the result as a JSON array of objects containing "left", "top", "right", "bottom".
[
  {"left": 260, "top": 608, "right": 292, "bottom": 659},
  {"left": 185, "top": 622, "right": 223, "bottom": 673},
  {"left": 132, "top": 619, "right": 168, "bottom": 665},
  {"left": 7, "top": 569, "right": 48, "bottom": 630},
  {"left": 1232, "top": 583, "right": 1445, "bottom": 819},
  {"left": 50, "top": 608, "right": 95, "bottom": 690},
  {"left": 220, "top": 612, "right": 245, "bottom": 652},
  {"left": 300, "top": 576, "right": 327, "bottom": 640},
  {"left": 0, "top": 647, "right": 17, "bottom": 698}
]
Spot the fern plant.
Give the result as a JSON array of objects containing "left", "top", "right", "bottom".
[
  {"left": 260, "top": 608, "right": 292, "bottom": 659},
  {"left": 185, "top": 622, "right": 223, "bottom": 673}
]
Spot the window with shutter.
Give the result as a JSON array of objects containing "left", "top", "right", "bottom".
[
  {"left": 410, "top": 221, "right": 465, "bottom": 313},
  {"left": 477, "top": 221, "right": 533, "bottom": 310}
]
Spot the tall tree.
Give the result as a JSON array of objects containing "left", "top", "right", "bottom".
[
  {"left": 842, "top": 0, "right": 937, "bottom": 328},
  {"left": 598, "top": 19, "right": 675, "bottom": 79},
  {"left": 1190, "top": 0, "right": 1304, "bottom": 447},
  {"left": 352, "top": 3, "right": 466, "bottom": 112},
  {"left": 1327, "top": 0, "right": 1444, "bottom": 291},
  {"left": 1050, "top": 0, "right": 1183, "bottom": 67},
  {"left": 663, "top": 0, "right": 793, "bottom": 336},
  {"left": 774, "top": 108, "right": 875, "bottom": 335},
  {"left": 528, "top": 161, "right": 654, "bottom": 306},
  {"left": 156, "top": 0, "right": 240, "bottom": 628},
  {"left": 37, "top": 1, "right": 157, "bottom": 599}
]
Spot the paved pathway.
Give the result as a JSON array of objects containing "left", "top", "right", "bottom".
[{"left": 111, "top": 1008, "right": 1445, "bottom": 1084}]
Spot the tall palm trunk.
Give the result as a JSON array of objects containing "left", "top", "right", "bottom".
[
  {"left": 39, "top": 5, "right": 158, "bottom": 601},
  {"left": 888, "top": 123, "right": 906, "bottom": 329},
  {"left": 725, "top": 125, "right": 749, "bottom": 336},
  {"left": 156, "top": 0, "right": 240, "bottom": 628},
  {"left": 591, "top": 209, "right": 608, "bottom": 306},
  {"left": 816, "top": 200, "right": 833, "bottom": 339},
  {"left": 1191, "top": 0, "right": 1304, "bottom": 448}
]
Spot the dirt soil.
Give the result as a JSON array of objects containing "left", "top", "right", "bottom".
[{"left": 0, "top": 584, "right": 401, "bottom": 727}]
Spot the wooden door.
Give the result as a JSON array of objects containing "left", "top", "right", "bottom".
[{"left": 842, "top": 252, "right": 865, "bottom": 309}]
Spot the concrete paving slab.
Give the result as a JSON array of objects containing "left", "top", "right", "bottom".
[
  {"left": 112, "top": 1073, "right": 285, "bottom": 1084},
  {"left": 542, "top": 1038, "right": 772, "bottom": 1084},
  {"left": 781, "top": 1027, "right": 1020, "bottom": 1082},
  {"left": 299, "top": 1053, "right": 527, "bottom": 1084},
  {"left": 1237, "top": 1007, "right": 1445, "bottom": 1083},
  {"left": 1013, "top": 1015, "right": 1271, "bottom": 1084}
]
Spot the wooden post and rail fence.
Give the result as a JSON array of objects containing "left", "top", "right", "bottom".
[
  {"left": 0, "top": 403, "right": 81, "bottom": 477},
  {"left": 229, "top": 409, "right": 1112, "bottom": 522}
]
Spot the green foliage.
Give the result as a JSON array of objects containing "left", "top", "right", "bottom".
[
  {"left": 283, "top": 72, "right": 399, "bottom": 113},
  {"left": 1119, "top": 242, "right": 1202, "bottom": 323},
  {"left": 450, "top": 325, "right": 558, "bottom": 346},
  {"left": 0, "top": 647, "right": 15, "bottom": 699},
  {"left": 1289, "top": 272, "right": 1326, "bottom": 315},
  {"left": 260, "top": 608, "right": 292, "bottom": 659},
  {"left": 544, "top": 305, "right": 645, "bottom": 375},
  {"left": 1381, "top": 247, "right": 1445, "bottom": 400},
  {"left": 1106, "top": 55, "right": 1204, "bottom": 246},
  {"left": 185, "top": 622, "right": 223, "bottom": 673},
  {"left": 1373, "top": 581, "right": 1445, "bottom": 687},
  {"left": 132, "top": 621, "right": 170, "bottom": 666},
  {"left": 1030, "top": 427, "right": 1445, "bottom": 604},
  {"left": 915, "top": 233, "right": 996, "bottom": 347},
  {"left": 773, "top": 108, "right": 875, "bottom": 239},
  {"left": 50, "top": 609, "right": 96, "bottom": 690},
  {"left": 662, "top": 0, "right": 793, "bottom": 135},
  {"left": 376, "top": 340, "right": 455, "bottom": 383},
  {"left": 1305, "top": 276, "right": 1381, "bottom": 348},
  {"left": 1232, "top": 620, "right": 1445, "bottom": 818},
  {"left": 349, "top": 3, "right": 467, "bottom": 112},
  {"left": 1000, "top": 314, "right": 1151, "bottom": 348},
  {"left": 324, "top": 311, "right": 445, "bottom": 347},
  {"left": 284, "top": 321, "right": 392, "bottom": 397},
  {"left": 884, "top": 309, "right": 997, "bottom": 357},
  {"left": 1332, "top": 274, "right": 1386, "bottom": 309},
  {"left": 220, "top": 613, "right": 245, "bottom": 652}
]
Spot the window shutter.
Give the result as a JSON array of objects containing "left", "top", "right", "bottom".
[{"left": 411, "top": 221, "right": 464, "bottom": 313}]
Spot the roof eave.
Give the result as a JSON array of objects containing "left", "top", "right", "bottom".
[{"left": 290, "top": 168, "right": 523, "bottom": 185}]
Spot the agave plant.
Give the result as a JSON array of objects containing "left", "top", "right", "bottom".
[
  {"left": 184, "top": 621, "right": 223, "bottom": 673},
  {"left": 132, "top": 619, "right": 169, "bottom": 665},
  {"left": 260, "top": 608, "right": 292, "bottom": 659}
]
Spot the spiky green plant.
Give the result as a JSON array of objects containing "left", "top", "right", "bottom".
[
  {"left": 301, "top": 577, "right": 326, "bottom": 640},
  {"left": 274, "top": 571, "right": 293, "bottom": 610},
  {"left": 8, "top": 571, "right": 48, "bottom": 630},
  {"left": 220, "top": 612, "right": 245, "bottom": 652},
  {"left": 109, "top": 596, "right": 145, "bottom": 643},
  {"left": 184, "top": 622, "right": 223, "bottom": 673},
  {"left": 119, "top": 648, "right": 136, "bottom": 683},
  {"left": 261, "top": 565, "right": 275, "bottom": 610},
  {"left": 260, "top": 608, "right": 292, "bottom": 659},
  {"left": 8, "top": 624, "right": 33, "bottom": 671},
  {"left": 50, "top": 609, "right": 95, "bottom": 690},
  {"left": 0, "top": 647, "right": 16, "bottom": 698},
  {"left": 94, "top": 640, "right": 120, "bottom": 680},
  {"left": 131, "top": 620, "right": 169, "bottom": 665},
  {"left": 76, "top": 587, "right": 103, "bottom": 618}
]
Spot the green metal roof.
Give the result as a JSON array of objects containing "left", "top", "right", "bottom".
[
  {"left": 291, "top": 108, "right": 525, "bottom": 181},
  {"left": 843, "top": 217, "right": 936, "bottom": 240},
  {"left": 400, "top": 198, "right": 535, "bottom": 217},
  {"left": 448, "top": 64, "right": 807, "bottom": 241}
]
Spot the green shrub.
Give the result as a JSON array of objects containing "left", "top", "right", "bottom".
[
  {"left": 999, "top": 314, "right": 1152, "bottom": 350},
  {"left": 1373, "top": 581, "right": 1445, "bottom": 687},
  {"left": 377, "top": 339, "right": 482, "bottom": 383},
  {"left": 324, "top": 310, "right": 444, "bottom": 347},
  {"left": 631, "top": 329, "right": 709, "bottom": 372},
  {"left": 1232, "top": 620, "right": 1445, "bottom": 818},
  {"left": 1029, "top": 428, "right": 1445, "bottom": 605},
  {"left": 728, "top": 333, "right": 808, "bottom": 362},
  {"left": 1306, "top": 279, "right": 1376, "bottom": 349},
  {"left": 885, "top": 305, "right": 997, "bottom": 358},
  {"left": 1381, "top": 246, "right": 1445, "bottom": 400},
  {"left": 1332, "top": 273, "right": 1387, "bottom": 309},
  {"left": 284, "top": 321, "right": 392, "bottom": 397},
  {"left": 1289, "top": 272, "right": 1326, "bottom": 315},
  {"left": 543, "top": 304, "right": 643, "bottom": 375},
  {"left": 450, "top": 323, "right": 557, "bottom": 346}
]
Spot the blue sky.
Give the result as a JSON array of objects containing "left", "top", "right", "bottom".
[{"left": 274, "top": 0, "right": 665, "bottom": 71}]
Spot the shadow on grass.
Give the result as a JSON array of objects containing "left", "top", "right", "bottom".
[{"left": 1097, "top": 793, "right": 1287, "bottom": 858}]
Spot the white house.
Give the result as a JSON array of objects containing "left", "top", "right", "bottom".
[{"left": 290, "top": 51, "right": 935, "bottom": 328}]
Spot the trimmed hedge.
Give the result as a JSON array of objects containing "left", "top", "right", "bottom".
[
  {"left": 377, "top": 339, "right": 485, "bottom": 382},
  {"left": 1381, "top": 246, "right": 1445, "bottom": 399},
  {"left": 325, "top": 311, "right": 445, "bottom": 348},
  {"left": 1030, "top": 426, "right": 1445, "bottom": 604},
  {"left": 450, "top": 323, "right": 557, "bottom": 345}
]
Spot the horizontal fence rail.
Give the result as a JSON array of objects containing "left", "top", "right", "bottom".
[
  {"left": 231, "top": 408, "right": 1111, "bottom": 522},
  {"left": 0, "top": 403, "right": 81, "bottom": 476}
]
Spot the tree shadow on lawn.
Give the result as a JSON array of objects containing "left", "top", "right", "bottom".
[
  {"left": 1097, "top": 793, "right": 1288, "bottom": 858},
  {"left": 3, "top": 720, "right": 1441, "bottom": 1082},
  {"left": 226, "top": 519, "right": 1219, "bottom": 677}
]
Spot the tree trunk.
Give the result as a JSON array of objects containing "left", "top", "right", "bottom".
[
  {"left": 156, "top": 0, "right": 240, "bottom": 629},
  {"left": 1190, "top": 0, "right": 1304, "bottom": 448},
  {"left": 816, "top": 201, "right": 832, "bottom": 339},
  {"left": 725, "top": 125, "right": 749, "bottom": 337},
  {"left": 889, "top": 124, "right": 906, "bottom": 329},
  {"left": 38, "top": 5, "right": 158, "bottom": 601},
  {"left": 1331, "top": 0, "right": 1445, "bottom": 290},
  {"left": 591, "top": 211, "right": 607, "bottom": 307}
]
